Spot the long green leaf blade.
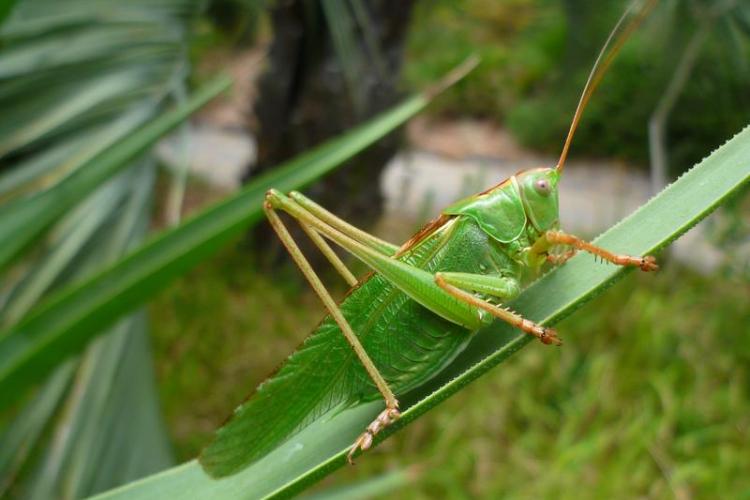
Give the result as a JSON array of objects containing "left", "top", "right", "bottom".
[
  {"left": 92, "top": 123, "right": 750, "bottom": 499},
  {"left": 0, "top": 0, "right": 18, "bottom": 26},
  {"left": 0, "top": 1, "right": 207, "bottom": 495},
  {"left": 0, "top": 88, "right": 437, "bottom": 410},
  {"left": 0, "top": 363, "right": 73, "bottom": 496},
  {"left": 300, "top": 468, "right": 416, "bottom": 500},
  {"left": 0, "top": 75, "right": 231, "bottom": 272}
]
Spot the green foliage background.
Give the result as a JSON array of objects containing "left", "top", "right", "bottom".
[
  {"left": 138, "top": 127, "right": 750, "bottom": 496},
  {"left": 405, "top": 0, "right": 750, "bottom": 173},
  {"left": 1, "top": 0, "right": 749, "bottom": 497},
  {"left": 152, "top": 251, "right": 750, "bottom": 497}
]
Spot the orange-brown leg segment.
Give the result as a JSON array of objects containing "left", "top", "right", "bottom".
[
  {"left": 544, "top": 231, "right": 658, "bottom": 272},
  {"left": 435, "top": 274, "right": 562, "bottom": 346}
]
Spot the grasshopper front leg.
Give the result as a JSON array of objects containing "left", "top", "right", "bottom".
[{"left": 540, "top": 230, "right": 659, "bottom": 272}]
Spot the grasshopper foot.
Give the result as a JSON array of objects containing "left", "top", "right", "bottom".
[
  {"left": 520, "top": 319, "right": 562, "bottom": 346},
  {"left": 639, "top": 255, "right": 658, "bottom": 272},
  {"left": 539, "top": 327, "right": 562, "bottom": 346},
  {"left": 347, "top": 405, "right": 400, "bottom": 465}
]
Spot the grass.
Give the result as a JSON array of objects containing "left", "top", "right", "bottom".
[
  {"left": 150, "top": 239, "right": 749, "bottom": 498},
  {"left": 403, "top": 0, "right": 562, "bottom": 122}
]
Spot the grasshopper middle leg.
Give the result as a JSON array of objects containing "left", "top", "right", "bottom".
[{"left": 435, "top": 272, "right": 562, "bottom": 346}]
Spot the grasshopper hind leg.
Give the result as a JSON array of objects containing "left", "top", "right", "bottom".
[{"left": 264, "top": 190, "right": 404, "bottom": 465}]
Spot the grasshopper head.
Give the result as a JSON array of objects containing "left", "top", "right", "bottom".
[{"left": 517, "top": 167, "right": 560, "bottom": 233}]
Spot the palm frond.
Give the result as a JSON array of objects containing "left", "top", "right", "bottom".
[{"left": 0, "top": 0, "right": 206, "bottom": 496}]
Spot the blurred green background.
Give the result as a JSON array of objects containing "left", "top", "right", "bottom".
[{"left": 1, "top": 0, "right": 749, "bottom": 498}]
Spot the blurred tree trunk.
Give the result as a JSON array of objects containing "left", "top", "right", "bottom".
[{"left": 244, "top": 0, "right": 415, "bottom": 267}]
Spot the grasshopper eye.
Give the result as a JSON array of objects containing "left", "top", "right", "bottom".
[{"left": 534, "top": 178, "right": 551, "bottom": 196}]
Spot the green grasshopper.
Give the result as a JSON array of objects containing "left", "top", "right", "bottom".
[{"left": 200, "top": 1, "right": 658, "bottom": 478}]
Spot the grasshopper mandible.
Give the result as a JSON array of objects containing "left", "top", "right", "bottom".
[{"left": 201, "top": 1, "right": 658, "bottom": 477}]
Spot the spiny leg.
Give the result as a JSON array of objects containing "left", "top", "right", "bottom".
[
  {"left": 263, "top": 197, "right": 401, "bottom": 464},
  {"left": 542, "top": 230, "right": 658, "bottom": 272},
  {"left": 435, "top": 272, "right": 562, "bottom": 346}
]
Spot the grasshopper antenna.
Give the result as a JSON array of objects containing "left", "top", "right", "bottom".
[{"left": 556, "top": 0, "right": 657, "bottom": 172}]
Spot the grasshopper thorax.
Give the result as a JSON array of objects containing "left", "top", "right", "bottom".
[{"left": 443, "top": 167, "right": 560, "bottom": 245}]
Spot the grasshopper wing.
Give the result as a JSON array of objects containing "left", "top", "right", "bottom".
[
  {"left": 200, "top": 274, "right": 471, "bottom": 477},
  {"left": 200, "top": 219, "right": 479, "bottom": 477}
]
